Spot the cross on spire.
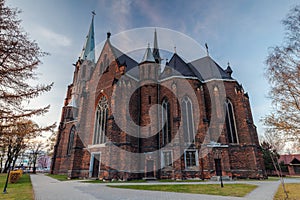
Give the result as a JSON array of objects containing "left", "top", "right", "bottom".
[{"left": 205, "top": 43, "right": 209, "bottom": 56}]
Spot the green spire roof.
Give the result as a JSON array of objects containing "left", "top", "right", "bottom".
[{"left": 80, "top": 13, "right": 95, "bottom": 63}]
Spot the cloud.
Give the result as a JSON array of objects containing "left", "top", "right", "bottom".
[
  {"left": 134, "top": 1, "right": 163, "bottom": 25},
  {"left": 37, "top": 26, "right": 72, "bottom": 47},
  {"left": 111, "top": 0, "right": 133, "bottom": 31}
]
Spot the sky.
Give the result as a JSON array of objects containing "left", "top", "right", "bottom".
[{"left": 5, "top": 0, "right": 299, "bottom": 142}]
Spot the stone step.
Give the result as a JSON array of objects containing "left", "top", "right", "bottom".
[
  {"left": 210, "top": 176, "right": 231, "bottom": 181},
  {"left": 143, "top": 177, "right": 157, "bottom": 180}
]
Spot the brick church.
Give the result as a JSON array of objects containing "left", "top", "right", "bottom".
[{"left": 51, "top": 15, "right": 265, "bottom": 180}]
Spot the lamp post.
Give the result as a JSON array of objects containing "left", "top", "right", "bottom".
[
  {"left": 3, "top": 166, "right": 11, "bottom": 194},
  {"left": 216, "top": 149, "right": 224, "bottom": 188}
]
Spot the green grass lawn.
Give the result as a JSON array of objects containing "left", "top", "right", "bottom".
[
  {"left": 108, "top": 183, "right": 257, "bottom": 197},
  {"left": 158, "top": 179, "right": 206, "bottom": 182},
  {"left": 82, "top": 179, "right": 147, "bottom": 183},
  {"left": 0, "top": 173, "right": 33, "bottom": 200},
  {"left": 274, "top": 183, "right": 300, "bottom": 200},
  {"left": 46, "top": 173, "right": 70, "bottom": 181}
]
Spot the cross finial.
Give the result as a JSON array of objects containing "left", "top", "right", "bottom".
[
  {"left": 205, "top": 43, "right": 209, "bottom": 56},
  {"left": 107, "top": 32, "right": 111, "bottom": 39},
  {"left": 227, "top": 62, "right": 230, "bottom": 67},
  {"left": 174, "top": 46, "right": 177, "bottom": 54},
  {"left": 92, "top": 11, "right": 96, "bottom": 16}
]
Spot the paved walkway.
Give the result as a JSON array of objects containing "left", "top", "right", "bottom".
[{"left": 30, "top": 174, "right": 300, "bottom": 200}]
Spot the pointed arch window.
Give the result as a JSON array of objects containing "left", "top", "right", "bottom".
[
  {"left": 225, "top": 99, "right": 238, "bottom": 143},
  {"left": 93, "top": 96, "right": 108, "bottom": 144},
  {"left": 161, "top": 98, "right": 171, "bottom": 145},
  {"left": 182, "top": 96, "right": 195, "bottom": 143},
  {"left": 214, "top": 86, "right": 222, "bottom": 119},
  {"left": 67, "top": 126, "right": 76, "bottom": 155}
]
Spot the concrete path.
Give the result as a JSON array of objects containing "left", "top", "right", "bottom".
[{"left": 30, "top": 174, "right": 300, "bottom": 200}]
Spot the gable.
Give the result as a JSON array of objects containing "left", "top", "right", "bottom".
[
  {"left": 160, "top": 53, "right": 197, "bottom": 80},
  {"left": 92, "top": 40, "right": 139, "bottom": 82},
  {"left": 110, "top": 44, "right": 139, "bottom": 80},
  {"left": 291, "top": 158, "right": 300, "bottom": 164},
  {"left": 279, "top": 154, "right": 300, "bottom": 165},
  {"left": 189, "top": 56, "right": 232, "bottom": 81},
  {"left": 94, "top": 41, "right": 115, "bottom": 76}
]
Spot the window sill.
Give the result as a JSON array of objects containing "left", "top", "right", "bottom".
[
  {"left": 87, "top": 143, "right": 106, "bottom": 149},
  {"left": 184, "top": 166, "right": 199, "bottom": 171},
  {"left": 161, "top": 166, "right": 174, "bottom": 171}
]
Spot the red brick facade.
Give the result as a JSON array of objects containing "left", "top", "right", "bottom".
[{"left": 51, "top": 32, "right": 265, "bottom": 180}]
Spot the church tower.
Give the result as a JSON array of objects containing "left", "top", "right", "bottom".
[
  {"left": 138, "top": 32, "right": 161, "bottom": 178},
  {"left": 51, "top": 13, "right": 95, "bottom": 177}
]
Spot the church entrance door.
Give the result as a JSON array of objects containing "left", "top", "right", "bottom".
[
  {"left": 146, "top": 160, "right": 155, "bottom": 178},
  {"left": 90, "top": 153, "right": 100, "bottom": 178}
]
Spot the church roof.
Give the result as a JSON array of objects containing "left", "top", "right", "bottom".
[
  {"left": 80, "top": 14, "right": 95, "bottom": 63},
  {"left": 160, "top": 53, "right": 232, "bottom": 82},
  {"left": 107, "top": 44, "right": 233, "bottom": 82},
  {"left": 188, "top": 56, "right": 233, "bottom": 81},
  {"left": 160, "top": 53, "right": 197, "bottom": 79},
  {"left": 96, "top": 31, "right": 233, "bottom": 82},
  {"left": 279, "top": 154, "right": 300, "bottom": 165},
  {"left": 110, "top": 43, "right": 139, "bottom": 79}
]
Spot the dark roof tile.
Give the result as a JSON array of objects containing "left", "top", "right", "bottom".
[{"left": 188, "top": 56, "right": 232, "bottom": 81}]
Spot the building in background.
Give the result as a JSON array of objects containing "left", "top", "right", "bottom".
[{"left": 279, "top": 154, "right": 300, "bottom": 176}]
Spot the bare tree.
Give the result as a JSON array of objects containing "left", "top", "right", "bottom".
[
  {"left": 260, "top": 131, "right": 285, "bottom": 154},
  {"left": 263, "top": 5, "right": 300, "bottom": 148},
  {"left": 0, "top": 0, "right": 53, "bottom": 124},
  {"left": 45, "top": 131, "right": 57, "bottom": 157},
  {"left": 27, "top": 140, "right": 44, "bottom": 174},
  {"left": 0, "top": 0, "right": 55, "bottom": 174},
  {"left": 0, "top": 119, "right": 54, "bottom": 173}
]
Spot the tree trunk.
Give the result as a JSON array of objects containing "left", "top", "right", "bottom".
[
  {"left": 32, "top": 154, "right": 37, "bottom": 174},
  {"left": 11, "top": 154, "right": 19, "bottom": 169},
  {"left": 0, "top": 156, "right": 3, "bottom": 172},
  {"left": 3, "top": 156, "right": 13, "bottom": 173}
]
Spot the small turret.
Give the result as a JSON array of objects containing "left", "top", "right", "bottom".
[
  {"left": 141, "top": 43, "right": 156, "bottom": 64},
  {"left": 225, "top": 62, "right": 233, "bottom": 77},
  {"left": 139, "top": 44, "right": 159, "bottom": 80}
]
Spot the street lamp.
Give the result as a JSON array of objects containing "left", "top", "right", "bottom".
[
  {"left": 3, "top": 166, "right": 11, "bottom": 194},
  {"left": 215, "top": 149, "right": 224, "bottom": 188}
]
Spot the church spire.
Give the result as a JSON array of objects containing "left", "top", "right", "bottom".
[
  {"left": 152, "top": 29, "right": 161, "bottom": 64},
  {"left": 80, "top": 12, "right": 96, "bottom": 63}
]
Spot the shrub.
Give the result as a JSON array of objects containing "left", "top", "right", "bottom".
[{"left": 9, "top": 170, "right": 22, "bottom": 183}]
